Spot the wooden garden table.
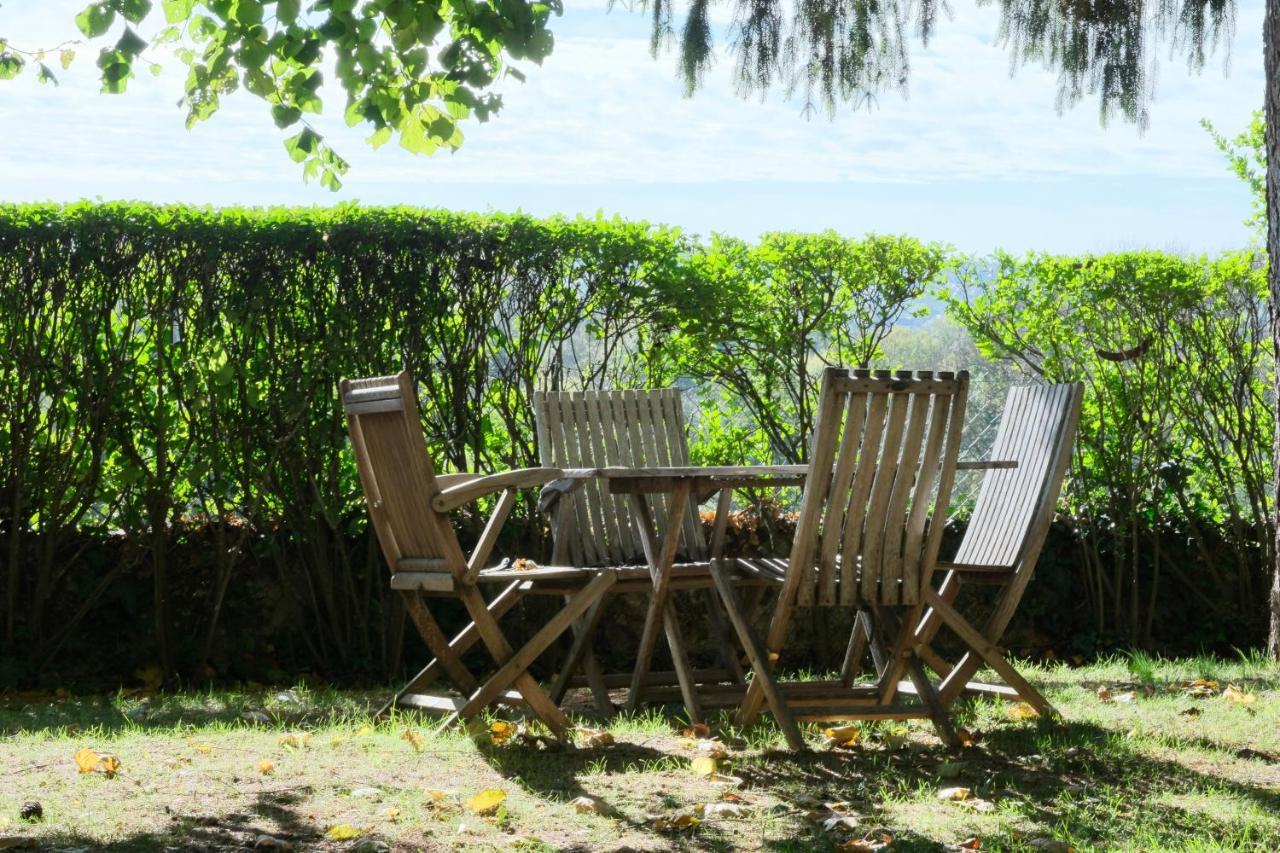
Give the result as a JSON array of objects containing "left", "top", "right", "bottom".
[{"left": 570, "top": 464, "right": 810, "bottom": 721}]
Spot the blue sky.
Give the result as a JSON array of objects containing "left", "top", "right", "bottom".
[{"left": 0, "top": 0, "right": 1263, "bottom": 253}]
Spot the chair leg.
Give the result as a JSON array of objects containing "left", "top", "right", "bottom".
[
  {"left": 382, "top": 581, "right": 525, "bottom": 716},
  {"left": 550, "top": 593, "right": 612, "bottom": 710},
  {"left": 924, "top": 590, "right": 1057, "bottom": 718},
  {"left": 839, "top": 610, "right": 871, "bottom": 687},
  {"left": 399, "top": 591, "right": 479, "bottom": 694},
  {"left": 708, "top": 561, "right": 804, "bottom": 751},
  {"left": 906, "top": 656, "right": 960, "bottom": 748},
  {"left": 453, "top": 572, "right": 617, "bottom": 733}
]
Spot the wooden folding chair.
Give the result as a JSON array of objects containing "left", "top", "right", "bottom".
[
  {"left": 532, "top": 389, "right": 745, "bottom": 712},
  {"left": 340, "top": 372, "right": 617, "bottom": 735},
  {"left": 911, "top": 382, "right": 1083, "bottom": 716},
  {"left": 711, "top": 368, "right": 970, "bottom": 750}
]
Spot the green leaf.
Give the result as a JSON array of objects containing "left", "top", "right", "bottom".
[
  {"left": 118, "top": 0, "right": 153, "bottom": 23},
  {"left": 366, "top": 125, "right": 392, "bottom": 149},
  {"left": 116, "top": 27, "right": 149, "bottom": 58},
  {"left": 283, "top": 126, "right": 320, "bottom": 162},
  {"left": 162, "top": 0, "right": 196, "bottom": 23},
  {"left": 271, "top": 104, "right": 301, "bottom": 127},
  {"left": 0, "top": 52, "right": 24, "bottom": 80},
  {"left": 37, "top": 63, "right": 59, "bottom": 85},
  {"left": 60, "top": 48, "right": 77, "bottom": 69},
  {"left": 75, "top": 3, "right": 117, "bottom": 37},
  {"left": 276, "top": 0, "right": 300, "bottom": 23}
]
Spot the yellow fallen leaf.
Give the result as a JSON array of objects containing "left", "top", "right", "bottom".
[
  {"left": 1008, "top": 702, "right": 1039, "bottom": 720},
  {"left": 191, "top": 741, "right": 214, "bottom": 755},
  {"left": 696, "top": 739, "right": 728, "bottom": 759},
  {"left": 383, "top": 807, "right": 401, "bottom": 821},
  {"left": 327, "top": 735, "right": 345, "bottom": 748},
  {"left": 465, "top": 788, "right": 507, "bottom": 815},
  {"left": 823, "top": 725, "right": 860, "bottom": 748},
  {"left": 74, "top": 748, "right": 120, "bottom": 778},
  {"left": 489, "top": 721, "right": 518, "bottom": 745},
  {"left": 937, "top": 786, "right": 972, "bottom": 801},
  {"left": 254, "top": 759, "right": 275, "bottom": 775},
  {"left": 707, "top": 771, "right": 744, "bottom": 786},
  {"left": 690, "top": 755, "right": 719, "bottom": 776},
  {"left": 401, "top": 728, "right": 424, "bottom": 752},
  {"left": 1223, "top": 685, "right": 1256, "bottom": 705},
  {"left": 575, "top": 727, "right": 614, "bottom": 748},
  {"left": 277, "top": 733, "right": 310, "bottom": 749},
  {"left": 426, "top": 789, "right": 448, "bottom": 803},
  {"left": 325, "top": 824, "right": 361, "bottom": 841},
  {"left": 571, "top": 795, "right": 608, "bottom": 815},
  {"left": 355, "top": 725, "right": 374, "bottom": 737}
]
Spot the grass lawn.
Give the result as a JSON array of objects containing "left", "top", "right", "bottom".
[{"left": 2, "top": 655, "right": 1278, "bottom": 851}]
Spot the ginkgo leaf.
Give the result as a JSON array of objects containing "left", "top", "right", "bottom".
[
  {"left": 823, "top": 725, "right": 860, "bottom": 748},
  {"left": 254, "top": 759, "right": 275, "bottom": 775},
  {"left": 465, "top": 788, "right": 507, "bottom": 815},
  {"left": 1223, "top": 685, "right": 1256, "bottom": 705},
  {"left": 690, "top": 755, "right": 719, "bottom": 776},
  {"left": 191, "top": 741, "right": 214, "bottom": 755},
  {"left": 400, "top": 729, "right": 424, "bottom": 752},
  {"left": 937, "top": 786, "right": 972, "bottom": 801},
  {"left": 1008, "top": 702, "right": 1039, "bottom": 720},
  {"left": 575, "top": 727, "right": 614, "bottom": 748},
  {"left": 277, "top": 733, "right": 310, "bottom": 749},
  {"left": 489, "top": 721, "right": 518, "bottom": 745},
  {"left": 707, "top": 771, "right": 744, "bottom": 786},
  {"left": 355, "top": 725, "right": 374, "bottom": 736},
  {"left": 74, "top": 748, "right": 120, "bottom": 778},
  {"left": 325, "top": 823, "right": 361, "bottom": 841},
  {"left": 571, "top": 795, "right": 608, "bottom": 815}
]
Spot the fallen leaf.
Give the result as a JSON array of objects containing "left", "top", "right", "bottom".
[
  {"left": 823, "top": 725, "right": 861, "bottom": 749},
  {"left": 960, "top": 837, "right": 982, "bottom": 850},
  {"left": 1008, "top": 702, "right": 1039, "bottom": 720},
  {"left": 682, "top": 723, "right": 712, "bottom": 739},
  {"left": 1095, "top": 685, "right": 1112, "bottom": 702},
  {"left": 465, "top": 788, "right": 507, "bottom": 815},
  {"left": 707, "top": 771, "right": 744, "bottom": 787},
  {"left": 1223, "top": 685, "right": 1256, "bottom": 705},
  {"left": 571, "top": 795, "right": 608, "bottom": 815},
  {"left": 400, "top": 728, "right": 424, "bottom": 752},
  {"left": 1179, "top": 706, "right": 1202, "bottom": 718},
  {"left": 252, "top": 833, "right": 294, "bottom": 850},
  {"left": 690, "top": 755, "right": 719, "bottom": 776},
  {"left": 578, "top": 728, "right": 614, "bottom": 748},
  {"left": 191, "top": 741, "right": 214, "bottom": 755},
  {"left": 73, "top": 748, "right": 120, "bottom": 778},
  {"left": 696, "top": 739, "right": 729, "bottom": 759},
  {"left": 512, "top": 558, "right": 539, "bottom": 571},
  {"left": 254, "top": 759, "right": 275, "bottom": 775},
  {"left": 355, "top": 725, "right": 374, "bottom": 737},
  {"left": 703, "top": 801, "right": 747, "bottom": 818},
  {"left": 937, "top": 786, "right": 972, "bottom": 801},
  {"left": 325, "top": 824, "right": 361, "bottom": 841},
  {"left": 383, "top": 807, "right": 401, "bottom": 821},
  {"left": 1113, "top": 691, "right": 1137, "bottom": 703},
  {"left": 1185, "top": 678, "right": 1219, "bottom": 698},
  {"left": 489, "top": 721, "right": 519, "bottom": 745},
  {"left": 277, "top": 733, "right": 310, "bottom": 749}
]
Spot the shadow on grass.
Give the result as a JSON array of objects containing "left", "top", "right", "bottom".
[{"left": 471, "top": 710, "right": 1280, "bottom": 852}]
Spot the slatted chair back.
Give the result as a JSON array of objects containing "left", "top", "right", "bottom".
[
  {"left": 340, "top": 372, "right": 467, "bottom": 586},
  {"left": 951, "top": 383, "right": 1083, "bottom": 572},
  {"left": 787, "top": 368, "right": 969, "bottom": 609},
  {"left": 533, "top": 388, "right": 705, "bottom": 567}
]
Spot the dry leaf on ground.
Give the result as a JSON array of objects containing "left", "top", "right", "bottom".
[
  {"left": 325, "top": 824, "right": 361, "bottom": 841},
  {"left": 73, "top": 748, "right": 120, "bottom": 778},
  {"left": 937, "top": 787, "right": 973, "bottom": 801},
  {"left": 254, "top": 759, "right": 275, "bottom": 775},
  {"left": 465, "top": 788, "right": 507, "bottom": 815}
]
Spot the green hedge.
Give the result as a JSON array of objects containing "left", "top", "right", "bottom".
[{"left": 0, "top": 202, "right": 1271, "bottom": 687}]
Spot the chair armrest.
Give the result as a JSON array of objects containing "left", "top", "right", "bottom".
[
  {"left": 955, "top": 459, "right": 1018, "bottom": 471},
  {"left": 432, "top": 467, "right": 564, "bottom": 512}
]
